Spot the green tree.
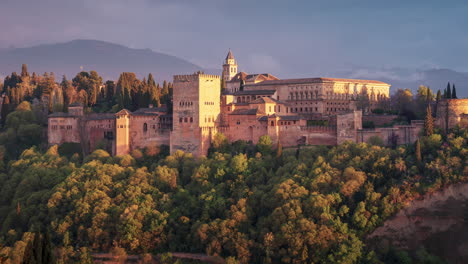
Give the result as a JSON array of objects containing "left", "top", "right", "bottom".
[
  {"left": 257, "top": 135, "right": 272, "bottom": 156},
  {"left": 276, "top": 141, "right": 283, "bottom": 158},
  {"left": 21, "top": 64, "right": 29, "bottom": 78},
  {"left": 452, "top": 84, "right": 457, "bottom": 99},
  {"left": 446, "top": 82, "right": 451, "bottom": 98},
  {"left": 424, "top": 105, "right": 434, "bottom": 136},
  {"left": 415, "top": 139, "right": 422, "bottom": 162}
]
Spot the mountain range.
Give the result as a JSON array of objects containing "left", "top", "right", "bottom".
[
  {"left": 0, "top": 39, "right": 466, "bottom": 98},
  {"left": 0, "top": 39, "right": 205, "bottom": 82}
]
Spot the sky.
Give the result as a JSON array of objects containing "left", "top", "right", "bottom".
[{"left": 0, "top": 0, "right": 467, "bottom": 77}]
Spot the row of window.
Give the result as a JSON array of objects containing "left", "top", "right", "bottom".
[
  {"left": 179, "top": 101, "right": 193, "bottom": 107},
  {"left": 271, "top": 121, "right": 297, "bottom": 126},
  {"left": 326, "top": 107, "right": 349, "bottom": 112},
  {"left": 51, "top": 125, "right": 73, "bottom": 130},
  {"left": 289, "top": 107, "right": 319, "bottom": 113},
  {"left": 327, "top": 102, "right": 349, "bottom": 106},
  {"left": 204, "top": 102, "right": 215, "bottom": 105},
  {"left": 179, "top": 117, "right": 194, "bottom": 123},
  {"left": 268, "top": 105, "right": 281, "bottom": 112},
  {"left": 289, "top": 91, "right": 320, "bottom": 100},
  {"left": 205, "top": 116, "right": 215, "bottom": 122}
]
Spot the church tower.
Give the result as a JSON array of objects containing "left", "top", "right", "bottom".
[{"left": 222, "top": 49, "right": 238, "bottom": 82}]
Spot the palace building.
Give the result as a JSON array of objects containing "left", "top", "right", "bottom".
[{"left": 48, "top": 50, "right": 437, "bottom": 157}]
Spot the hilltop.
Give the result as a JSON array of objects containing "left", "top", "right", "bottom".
[{"left": 0, "top": 39, "right": 204, "bottom": 81}]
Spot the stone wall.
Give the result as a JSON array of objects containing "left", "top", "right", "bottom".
[
  {"left": 357, "top": 120, "right": 423, "bottom": 146},
  {"left": 171, "top": 73, "right": 221, "bottom": 156},
  {"left": 85, "top": 117, "right": 115, "bottom": 154},
  {"left": 436, "top": 99, "right": 468, "bottom": 131},
  {"left": 48, "top": 117, "right": 80, "bottom": 145},
  {"left": 128, "top": 115, "right": 170, "bottom": 151},
  {"left": 363, "top": 114, "right": 398, "bottom": 127},
  {"left": 337, "top": 111, "right": 362, "bottom": 144}
]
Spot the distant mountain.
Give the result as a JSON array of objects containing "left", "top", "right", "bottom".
[
  {"left": 340, "top": 67, "right": 468, "bottom": 98},
  {"left": 0, "top": 39, "right": 205, "bottom": 82}
]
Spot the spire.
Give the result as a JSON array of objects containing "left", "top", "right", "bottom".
[{"left": 225, "top": 49, "right": 235, "bottom": 60}]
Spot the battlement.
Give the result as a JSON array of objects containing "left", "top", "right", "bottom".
[{"left": 174, "top": 73, "right": 220, "bottom": 82}]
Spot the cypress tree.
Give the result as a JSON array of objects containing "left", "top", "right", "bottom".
[
  {"left": 276, "top": 141, "right": 283, "bottom": 158},
  {"left": 452, "top": 84, "right": 457, "bottom": 99},
  {"left": 21, "top": 64, "right": 29, "bottom": 78},
  {"left": 41, "top": 232, "right": 53, "bottom": 264},
  {"left": 415, "top": 139, "right": 422, "bottom": 162},
  {"left": 424, "top": 105, "right": 434, "bottom": 136},
  {"left": 436, "top": 90, "right": 441, "bottom": 101},
  {"left": 446, "top": 82, "right": 451, "bottom": 99}
]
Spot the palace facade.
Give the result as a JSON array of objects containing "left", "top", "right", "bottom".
[{"left": 49, "top": 50, "right": 446, "bottom": 157}]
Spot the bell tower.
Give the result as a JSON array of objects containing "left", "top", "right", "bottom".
[{"left": 222, "top": 49, "right": 238, "bottom": 82}]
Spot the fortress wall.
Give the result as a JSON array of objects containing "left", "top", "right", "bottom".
[
  {"left": 436, "top": 99, "right": 468, "bottom": 130},
  {"left": 225, "top": 118, "right": 268, "bottom": 144},
  {"left": 363, "top": 114, "right": 398, "bottom": 127},
  {"left": 129, "top": 115, "right": 170, "bottom": 151},
  {"left": 85, "top": 118, "right": 115, "bottom": 153},
  {"left": 48, "top": 117, "right": 80, "bottom": 145},
  {"left": 357, "top": 122, "right": 423, "bottom": 146},
  {"left": 336, "top": 111, "right": 362, "bottom": 144}
]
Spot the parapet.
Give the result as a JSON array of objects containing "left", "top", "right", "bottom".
[{"left": 174, "top": 72, "right": 220, "bottom": 82}]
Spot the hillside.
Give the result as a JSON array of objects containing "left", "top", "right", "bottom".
[
  {"left": 0, "top": 39, "right": 204, "bottom": 81},
  {"left": 368, "top": 182, "right": 468, "bottom": 264}
]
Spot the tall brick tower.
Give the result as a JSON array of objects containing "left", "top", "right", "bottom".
[
  {"left": 171, "top": 72, "right": 221, "bottom": 156},
  {"left": 222, "top": 49, "right": 238, "bottom": 82}
]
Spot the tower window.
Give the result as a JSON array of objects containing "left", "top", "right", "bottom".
[{"left": 143, "top": 123, "right": 148, "bottom": 132}]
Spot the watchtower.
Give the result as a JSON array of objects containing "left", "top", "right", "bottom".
[{"left": 171, "top": 72, "right": 221, "bottom": 156}]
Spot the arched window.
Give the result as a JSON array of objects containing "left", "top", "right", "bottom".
[
  {"left": 143, "top": 123, "right": 148, "bottom": 132},
  {"left": 190, "top": 117, "right": 193, "bottom": 123},
  {"left": 271, "top": 121, "right": 274, "bottom": 126}
]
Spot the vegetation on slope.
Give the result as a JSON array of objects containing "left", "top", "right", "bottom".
[{"left": 0, "top": 127, "right": 466, "bottom": 263}]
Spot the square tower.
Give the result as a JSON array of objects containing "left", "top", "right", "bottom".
[{"left": 171, "top": 73, "right": 221, "bottom": 156}]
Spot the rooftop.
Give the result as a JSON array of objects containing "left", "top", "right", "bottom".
[
  {"left": 230, "top": 108, "right": 262, "bottom": 115},
  {"left": 233, "top": 89, "right": 276, "bottom": 96},
  {"left": 245, "top": 77, "right": 389, "bottom": 87}
]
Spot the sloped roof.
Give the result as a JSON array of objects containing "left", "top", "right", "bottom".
[
  {"left": 250, "top": 97, "right": 282, "bottom": 104},
  {"left": 116, "top": 109, "right": 132, "bottom": 115},
  {"left": 227, "top": 72, "right": 279, "bottom": 84},
  {"left": 49, "top": 112, "right": 78, "bottom": 118},
  {"left": 230, "top": 108, "right": 262, "bottom": 115},
  {"left": 245, "top": 77, "right": 389, "bottom": 87},
  {"left": 246, "top": 73, "right": 279, "bottom": 83},
  {"left": 226, "top": 50, "right": 235, "bottom": 60},
  {"left": 233, "top": 89, "right": 276, "bottom": 96},
  {"left": 133, "top": 106, "right": 167, "bottom": 114},
  {"left": 227, "top": 72, "right": 248, "bottom": 83},
  {"left": 87, "top": 113, "right": 115, "bottom": 120}
]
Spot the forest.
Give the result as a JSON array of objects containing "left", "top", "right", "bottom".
[
  {"left": 0, "top": 122, "right": 466, "bottom": 263},
  {"left": 0, "top": 65, "right": 466, "bottom": 263}
]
